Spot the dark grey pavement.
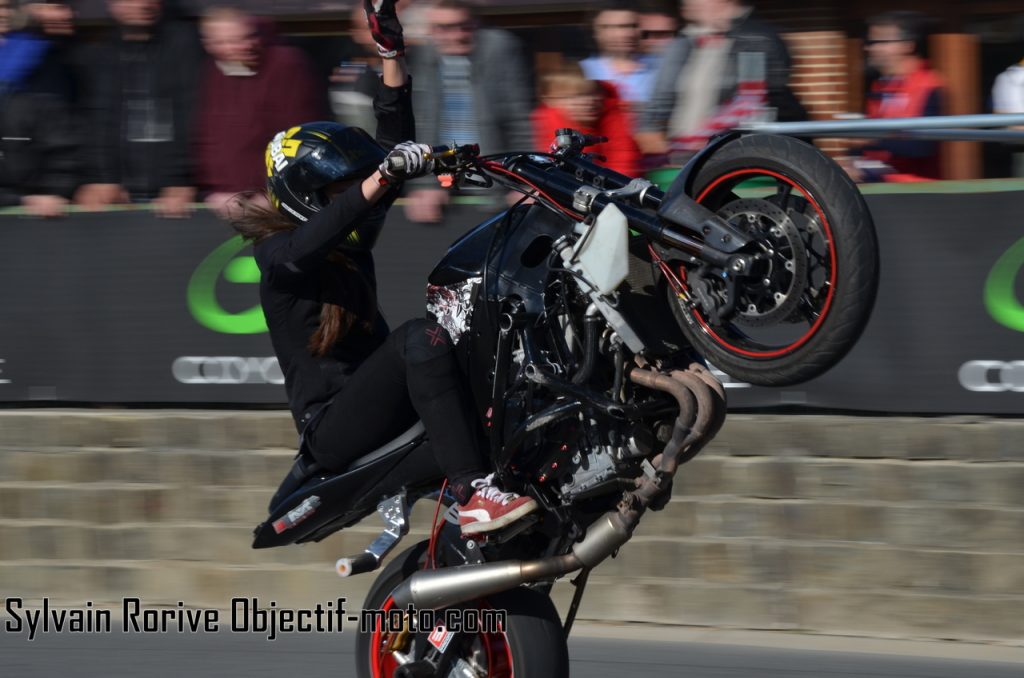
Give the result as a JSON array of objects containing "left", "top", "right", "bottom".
[{"left": 2, "top": 626, "right": 1022, "bottom": 678}]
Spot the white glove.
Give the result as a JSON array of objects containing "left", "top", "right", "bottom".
[{"left": 379, "top": 141, "right": 435, "bottom": 182}]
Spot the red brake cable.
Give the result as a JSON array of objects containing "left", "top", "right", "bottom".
[{"left": 427, "top": 479, "right": 448, "bottom": 569}]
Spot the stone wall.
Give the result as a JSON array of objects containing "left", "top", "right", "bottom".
[{"left": 1, "top": 410, "right": 1022, "bottom": 642}]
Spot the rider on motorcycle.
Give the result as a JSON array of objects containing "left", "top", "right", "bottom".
[{"left": 232, "top": 0, "right": 536, "bottom": 535}]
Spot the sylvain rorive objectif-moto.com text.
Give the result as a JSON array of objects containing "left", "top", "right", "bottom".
[{"left": 3, "top": 597, "right": 507, "bottom": 641}]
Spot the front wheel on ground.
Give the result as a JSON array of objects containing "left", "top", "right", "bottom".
[{"left": 355, "top": 540, "right": 569, "bottom": 677}]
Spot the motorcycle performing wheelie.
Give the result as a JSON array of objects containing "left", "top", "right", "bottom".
[{"left": 252, "top": 126, "right": 879, "bottom": 677}]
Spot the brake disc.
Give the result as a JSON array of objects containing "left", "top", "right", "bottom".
[{"left": 717, "top": 198, "right": 808, "bottom": 327}]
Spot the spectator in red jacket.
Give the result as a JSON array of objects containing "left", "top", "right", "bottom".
[
  {"left": 532, "top": 63, "right": 640, "bottom": 176},
  {"left": 841, "top": 11, "right": 945, "bottom": 182},
  {"left": 194, "top": 7, "right": 327, "bottom": 216}
]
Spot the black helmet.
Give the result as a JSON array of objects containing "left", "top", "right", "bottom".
[{"left": 265, "top": 121, "right": 387, "bottom": 225}]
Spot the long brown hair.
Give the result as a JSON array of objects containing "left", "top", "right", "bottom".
[{"left": 232, "top": 197, "right": 375, "bottom": 357}]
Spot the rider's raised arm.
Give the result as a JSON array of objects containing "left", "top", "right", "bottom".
[
  {"left": 366, "top": 0, "right": 415, "bottom": 151},
  {"left": 373, "top": 64, "right": 415, "bottom": 152},
  {"left": 255, "top": 0, "right": 420, "bottom": 282}
]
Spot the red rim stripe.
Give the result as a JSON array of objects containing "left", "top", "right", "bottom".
[
  {"left": 692, "top": 168, "right": 838, "bottom": 359},
  {"left": 370, "top": 596, "right": 398, "bottom": 678}
]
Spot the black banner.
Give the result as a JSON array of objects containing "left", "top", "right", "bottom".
[
  {"left": 2, "top": 192, "right": 1023, "bottom": 413},
  {"left": 722, "top": 191, "right": 1024, "bottom": 413},
  {"left": 1, "top": 211, "right": 278, "bottom": 402}
]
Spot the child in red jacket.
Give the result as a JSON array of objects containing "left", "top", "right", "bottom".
[{"left": 532, "top": 63, "right": 640, "bottom": 176}]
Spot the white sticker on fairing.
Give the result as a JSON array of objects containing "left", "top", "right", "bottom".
[{"left": 427, "top": 623, "right": 455, "bottom": 653}]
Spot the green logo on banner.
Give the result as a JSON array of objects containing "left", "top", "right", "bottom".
[
  {"left": 985, "top": 237, "right": 1024, "bottom": 333},
  {"left": 187, "top": 236, "right": 267, "bottom": 334}
]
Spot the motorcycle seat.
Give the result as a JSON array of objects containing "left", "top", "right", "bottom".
[{"left": 348, "top": 420, "right": 426, "bottom": 471}]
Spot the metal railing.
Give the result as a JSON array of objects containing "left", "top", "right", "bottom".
[{"left": 743, "top": 113, "right": 1024, "bottom": 144}]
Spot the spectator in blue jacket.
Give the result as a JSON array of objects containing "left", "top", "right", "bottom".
[
  {"left": 581, "top": 0, "right": 658, "bottom": 114},
  {"left": 0, "top": 0, "right": 81, "bottom": 216}
]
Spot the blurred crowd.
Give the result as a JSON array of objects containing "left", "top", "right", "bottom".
[{"left": 3, "top": 0, "right": 1024, "bottom": 221}]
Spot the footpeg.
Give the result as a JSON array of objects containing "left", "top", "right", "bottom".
[
  {"left": 335, "top": 552, "right": 380, "bottom": 577},
  {"left": 336, "top": 493, "right": 409, "bottom": 578}
]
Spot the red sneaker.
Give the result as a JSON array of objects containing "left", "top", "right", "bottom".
[{"left": 458, "top": 474, "right": 538, "bottom": 535}]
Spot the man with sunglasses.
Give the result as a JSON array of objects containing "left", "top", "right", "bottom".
[
  {"left": 844, "top": 11, "right": 944, "bottom": 182},
  {"left": 639, "top": 0, "right": 680, "bottom": 60},
  {"left": 404, "top": 0, "right": 531, "bottom": 224}
]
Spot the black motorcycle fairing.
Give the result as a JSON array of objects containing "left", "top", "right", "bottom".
[
  {"left": 429, "top": 203, "right": 575, "bottom": 425},
  {"left": 252, "top": 436, "right": 442, "bottom": 549},
  {"left": 265, "top": 421, "right": 428, "bottom": 517},
  {"left": 490, "top": 204, "right": 574, "bottom": 315},
  {"left": 430, "top": 203, "right": 574, "bottom": 314},
  {"left": 428, "top": 210, "right": 508, "bottom": 286}
]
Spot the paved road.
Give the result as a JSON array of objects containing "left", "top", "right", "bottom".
[{"left": 2, "top": 626, "right": 1022, "bottom": 678}]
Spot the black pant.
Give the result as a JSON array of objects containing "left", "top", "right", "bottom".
[{"left": 305, "top": 318, "right": 486, "bottom": 504}]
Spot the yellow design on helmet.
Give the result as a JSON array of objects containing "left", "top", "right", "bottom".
[{"left": 266, "top": 126, "right": 305, "bottom": 177}]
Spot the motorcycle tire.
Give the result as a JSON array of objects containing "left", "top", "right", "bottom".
[
  {"left": 668, "top": 134, "right": 879, "bottom": 387},
  {"left": 356, "top": 540, "right": 570, "bottom": 678}
]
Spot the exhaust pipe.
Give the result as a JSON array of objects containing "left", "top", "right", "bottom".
[{"left": 391, "top": 513, "right": 631, "bottom": 610}]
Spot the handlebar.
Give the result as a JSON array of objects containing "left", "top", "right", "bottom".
[
  {"left": 553, "top": 128, "right": 608, "bottom": 153},
  {"left": 387, "top": 133, "right": 741, "bottom": 266},
  {"left": 383, "top": 143, "right": 480, "bottom": 175}
]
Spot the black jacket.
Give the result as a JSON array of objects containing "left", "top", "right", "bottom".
[
  {"left": 77, "top": 20, "right": 202, "bottom": 197},
  {"left": 254, "top": 79, "right": 415, "bottom": 431},
  {"left": 0, "top": 90, "right": 80, "bottom": 207}
]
